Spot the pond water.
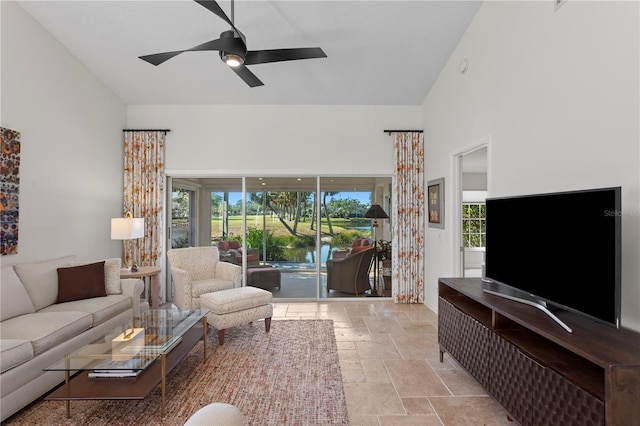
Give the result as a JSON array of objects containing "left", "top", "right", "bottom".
[
  {"left": 283, "top": 244, "right": 333, "bottom": 264},
  {"left": 282, "top": 223, "right": 373, "bottom": 263}
]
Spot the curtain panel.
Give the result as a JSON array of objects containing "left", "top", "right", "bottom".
[
  {"left": 392, "top": 132, "right": 425, "bottom": 303},
  {"left": 123, "top": 131, "right": 165, "bottom": 269}
]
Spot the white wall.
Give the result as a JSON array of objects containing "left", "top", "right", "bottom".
[
  {"left": 126, "top": 105, "right": 420, "bottom": 175},
  {"left": 422, "top": 1, "right": 640, "bottom": 331},
  {"left": 1, "top": 2, "right": 127, "bottom": 265}
]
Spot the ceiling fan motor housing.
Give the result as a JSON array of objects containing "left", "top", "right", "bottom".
[{"left": 219, "top": 30, "right": 246, "bottom": 66}]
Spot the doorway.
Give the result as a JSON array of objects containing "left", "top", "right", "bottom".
[{"left": 454, "top": 144, "right": 488, "bottom": 278}]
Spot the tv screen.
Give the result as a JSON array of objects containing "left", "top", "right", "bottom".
[{"left": 485, "top": 187, "right": 621, "bottom": 328}]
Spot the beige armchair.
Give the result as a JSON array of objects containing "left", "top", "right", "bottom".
[
  {"left": 167, "top": 246, "right": 241, "bottom": 310},
  {"left": 326, "top": 247, "right": 375, "bottom": 295}
]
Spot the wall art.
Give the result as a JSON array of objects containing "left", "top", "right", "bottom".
[
  {"left": 1, "top": 127, "right": 20, "bottom": 255},
  {"left": 427, "top": 177, "right": 444, "bottom": 229}
]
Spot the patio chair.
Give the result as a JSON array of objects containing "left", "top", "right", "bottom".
[
  {"left": 326, "top": 247, "right": 375, "bottom": 295},
  {"left": 218, "top": 240, "right": 260, "bottom": 266}
]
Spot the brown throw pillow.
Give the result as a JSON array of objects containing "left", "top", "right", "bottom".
[{"left": 56, "top": 261, "right": 107, "bottom": 303}]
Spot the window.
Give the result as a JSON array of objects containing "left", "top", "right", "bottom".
[
  {"left": 171, "top": 187, "right": 196, "bottom": 248},
  {"left": 462, "top": 203, "right": 485, "bottom": 248}
]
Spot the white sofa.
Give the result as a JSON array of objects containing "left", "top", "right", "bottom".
[{"left": 0, "top": 255, "right": 145, "bottom": 422}]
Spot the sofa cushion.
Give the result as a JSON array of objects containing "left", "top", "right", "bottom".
[
  {"left": 13, "top": 255, "right": 78, "bottom": 310},
  {"left": 0, "top": 311, "right": 92, "bottom": 356},
  {"left": 218, "top": 241, "right": 230, "bottom": 251},
  {"left": 0, "top": 339, "right": 33, "bottom": 373},
  {"left": 71, "top": 258, "right": 121, "bottom": 294},
  {"left": 0, "top": 265, "right": 36, "bottom": 321},
  {"left": 56, "top": 261, "right": 107, "bottom": 303},
  {"left": 40, "top": 294, "right": 131, "bottom": 327},
  {"left": 228, "top": 241, "right": 241, "bottom": 250}
]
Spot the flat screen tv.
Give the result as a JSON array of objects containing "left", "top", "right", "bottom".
[{"left": 484, "top": 186, "right": 621, "bottom": 331}]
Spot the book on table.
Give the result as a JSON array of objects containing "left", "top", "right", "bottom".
[{"left": 88, "top": 336, "right": 182, "bottom": 378}]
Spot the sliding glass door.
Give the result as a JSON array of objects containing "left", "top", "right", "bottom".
[{"left": 168, "top": 175, "right": 392, "bottom": 300}]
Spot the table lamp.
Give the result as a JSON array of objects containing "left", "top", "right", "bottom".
[{"left": 111, "top": 212, "right": 144, "bottom": 272}]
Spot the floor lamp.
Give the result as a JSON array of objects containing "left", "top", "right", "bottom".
[
  {"left": 111, "top": 212, "right": 145, "bottom": 272},
  {"left": 364, "top": 204, "right": 389, "bottom": 296}
]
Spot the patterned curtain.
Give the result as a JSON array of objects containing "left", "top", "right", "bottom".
[
  {"left": 123, "top": 131, "right": 166, "bottom": 269},
  {"left": 392, "top": 132, "right": 425, "bottom": 303}
]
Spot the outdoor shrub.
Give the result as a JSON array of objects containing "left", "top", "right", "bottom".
[
  {"left": 246, "top": 227, "right": 286, "bottom": 261},
  {"left": 172, "top": 236, "right": 190, "bottom": 248},
  {"left": 330, "top": 231, "right": 364, "bottom": 248}
]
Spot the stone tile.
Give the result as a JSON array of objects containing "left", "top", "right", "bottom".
[
  {"left": 398, "top": 321, "right": 437, "bottom": 334},
  {"left": 429, "top": 396, "right": 519, "bottom": 426},
  {"left": 348, "top": 316, "right": 367, "bottom": 327},
  {"left": 378, "top": 414, "right": 443, "bottom": 425},
  {"left": 370, "top": 333, "right": 393, "bottom": 344},
  {"left": 343, "top": 382, "right": 405, "bottom": 416},
  {"left": 355, "top": 341, "right": 403, "bottom": 360},
  {"left": 435, "top": 369, "right": 487, "bottom": 396},
  {"left": 348, "top": 415, "right": 380, "bottom": 425},
  {"left": 401, "top": 397, "right": 435, "bottom": 415},
  {"left": 336, "top": 348, "right": 360, "bottom": 363},
  {"left": 336, "top": 341, "right": 356, "bottom": 350},
  {"left": 317, "top": 311, "right": 349, "bottom": 321},
  {"left": 334, "top": 326, "right": 372, "bottom": 342},
  {"left": 391, "top": 332, "right": 440, "bottom": 359},
  {"left": 341, "top": 364, "right": 366, "bottom": 383},
  {"left": 363, "top": 316, "right": 406, "bottom": 335},
  {"left": 361, "top": 358, "right": 392, "bottom": 384},
  {"left": 384, "top": 359, "right": 450, "bottom": 397}
]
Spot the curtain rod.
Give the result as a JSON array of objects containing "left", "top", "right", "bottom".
[
  {"left": 383, "top": 130, "right": 423, "bottom": 135},
  {"left": 122, "top": 129, "right": 171, "bottom": 133}
]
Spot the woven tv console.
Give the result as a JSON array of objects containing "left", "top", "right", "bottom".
[{"left": 438, "top": 278, "right": 640, "bottom": 426}]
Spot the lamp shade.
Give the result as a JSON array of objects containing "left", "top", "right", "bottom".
[
  {"left": 111, "top": 217, "right": 144, "bottom": 240},
  {"left": 364, "top": 204, "right": 389, "bottom": 219}
]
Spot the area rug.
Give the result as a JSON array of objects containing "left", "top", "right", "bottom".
[{"left": 5, "top": 320, "right": 348, "bottom": 425}]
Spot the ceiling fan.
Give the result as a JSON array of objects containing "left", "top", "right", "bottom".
[{"left": 139, "top": 0, "right": 327, "bottom": 87}]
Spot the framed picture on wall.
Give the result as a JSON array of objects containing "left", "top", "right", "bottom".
[{"left": 427, "top": 178, "right": 444, "bottom": 229}]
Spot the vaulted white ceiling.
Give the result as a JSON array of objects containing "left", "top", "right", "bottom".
[{"left": 17, "top": 0, "right": 481, "bottom": 105}]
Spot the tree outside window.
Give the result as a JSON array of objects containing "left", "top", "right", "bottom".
[{"left": 462, "top": 203, "right": 485, "bottom": 248}]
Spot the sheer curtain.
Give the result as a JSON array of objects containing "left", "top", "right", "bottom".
[
  {"left": 122, "top": 130, "right": 166, "bottom": 271},
  {"left": 392, "top": 132, "right": 425, "bottom": 303}
]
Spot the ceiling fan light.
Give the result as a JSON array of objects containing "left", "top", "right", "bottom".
[{"left": 223, "top": 53, "right": 244, "bottom": 67}]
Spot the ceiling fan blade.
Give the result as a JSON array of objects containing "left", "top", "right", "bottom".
[
  {"left": 139, "top": 51, "right": 184, "bottom": 66},
  {"left": 194, "top": 0, "right": 246, "bottom": 45},
  {"left": 244, "top": 48, "right": 327, "bottom": 65},
  {"left": 140, "top": 37, "right": 242, "bottom": 66},
  {"left": 231, "top": 65, "right": 264, "bottom": 87}
]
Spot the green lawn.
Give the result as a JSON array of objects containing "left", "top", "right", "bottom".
[{"left": 211, "top": 215, "right": 370, "bottom": 240}]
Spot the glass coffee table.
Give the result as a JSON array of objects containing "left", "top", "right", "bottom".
[{"left": 44, "top": 309, "right": 209, "bottom": 418}]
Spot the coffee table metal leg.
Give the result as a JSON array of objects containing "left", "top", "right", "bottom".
[
  {"left": 161, "top": 353, "right": 166, "bottom": 417},
  {"left": 65, "top": 354, "right": 71, "bottom": 418},
  {"left": 202, "top": 317, "right": 208, "bottom": 362}
]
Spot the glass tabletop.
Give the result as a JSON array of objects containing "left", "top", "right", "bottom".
[{"left": 44, "top": 309, "right": 208, "bottom": 374}]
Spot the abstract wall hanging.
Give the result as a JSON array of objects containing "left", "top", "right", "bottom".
[{"left": 1, "top": 127, "right": 20, "bottom": 255}]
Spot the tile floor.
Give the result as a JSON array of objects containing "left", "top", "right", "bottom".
[{"left": 272, "top": 300, "right": 520, "bottom": 426}]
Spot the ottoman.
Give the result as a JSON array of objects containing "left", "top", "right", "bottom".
[
  {"left": 200, "top": 287, "right": 273, "bottom": 345},
  {"left": 247, "top": 266, "right": 281, "bottom": 290}
]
